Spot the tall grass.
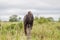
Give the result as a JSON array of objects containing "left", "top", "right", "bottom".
[{"left": 0, "top": 21, "right": 60, "bottom": 40}]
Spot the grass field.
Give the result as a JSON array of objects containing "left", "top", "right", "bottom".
[{"left": 0, "top": 21, "right": 60, "bottom": 40}]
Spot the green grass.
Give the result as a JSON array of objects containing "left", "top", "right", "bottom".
[{"left": 0, "top": 21, "right": 60, "bottom": 40}]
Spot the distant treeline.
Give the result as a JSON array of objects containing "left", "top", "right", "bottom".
[
  {"left": 0, "top": 15, "right": 60, "bottom": 22},
  {"left": 34, "top": 16, "right": 60, "bottom": 24}
]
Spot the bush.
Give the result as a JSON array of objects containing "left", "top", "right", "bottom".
[
  {"left": 34, "top": 16, "right": 39, "bottom": 21},
  {"left": 35, "top": 17, "right": 54, "bottom": 24},
  {"left": 18, "top": 22, "right": 23, "bottom": 30},
  {"left": 6, "top": 24, "right": 16, "bottom": 31},
  {"left": 37, "top": 17, "right": 48, "bottom": 24},
  {"left": 10, "top": 24, "right": 16, "bottom": 30},
  {"left": 58, "top": 18, "right": 60, "bottom": 22}
]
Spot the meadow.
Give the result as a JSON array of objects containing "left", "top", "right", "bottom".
[{"left": 0, "top": 20, "right": 60, "bottom": 40}]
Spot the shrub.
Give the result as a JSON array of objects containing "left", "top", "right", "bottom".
[
  {"left": 6, "top": 24, "right": 16, "bottom": 31},
  {"left": 18, "top": 22, "right": 23, "bottom": 30},
  {"left": 37, "top": 17, "right": 48, "bottom": 24},
  {"left": 10, "top": 24, "right": 16, "bottom": 30}
]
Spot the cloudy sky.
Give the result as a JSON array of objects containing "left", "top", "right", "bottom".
[{"left": 0, "top": 0, "right": 60, "bottom": 21}]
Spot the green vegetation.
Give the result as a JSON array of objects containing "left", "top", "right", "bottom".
[
  {"left": 0, "top": 17, "right": 60, "bottom": 40},
  {"left": 58, "top": 18, "right": 60, "bottom": 22},
  {"left": 9, "top": 15, "right": 21, "bottom": 22},
  {"left": 34, "top": 17, "right": 54, "bottom": 24}
]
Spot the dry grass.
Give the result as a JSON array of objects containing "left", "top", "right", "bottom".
[{"left": 0, "top": 21, "right": 60, "bottom": 40}]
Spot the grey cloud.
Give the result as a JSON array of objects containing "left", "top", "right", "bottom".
[
  {"left": 0, "top": 0, "right": 60, "bottom": 16},
  {"left": 0, "top": 0, "right": 60, "bottom": 10}
]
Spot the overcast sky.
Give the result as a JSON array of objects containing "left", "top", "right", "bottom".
[{"left": 0, "top": 0, "right": 60, "bottom": 21}]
